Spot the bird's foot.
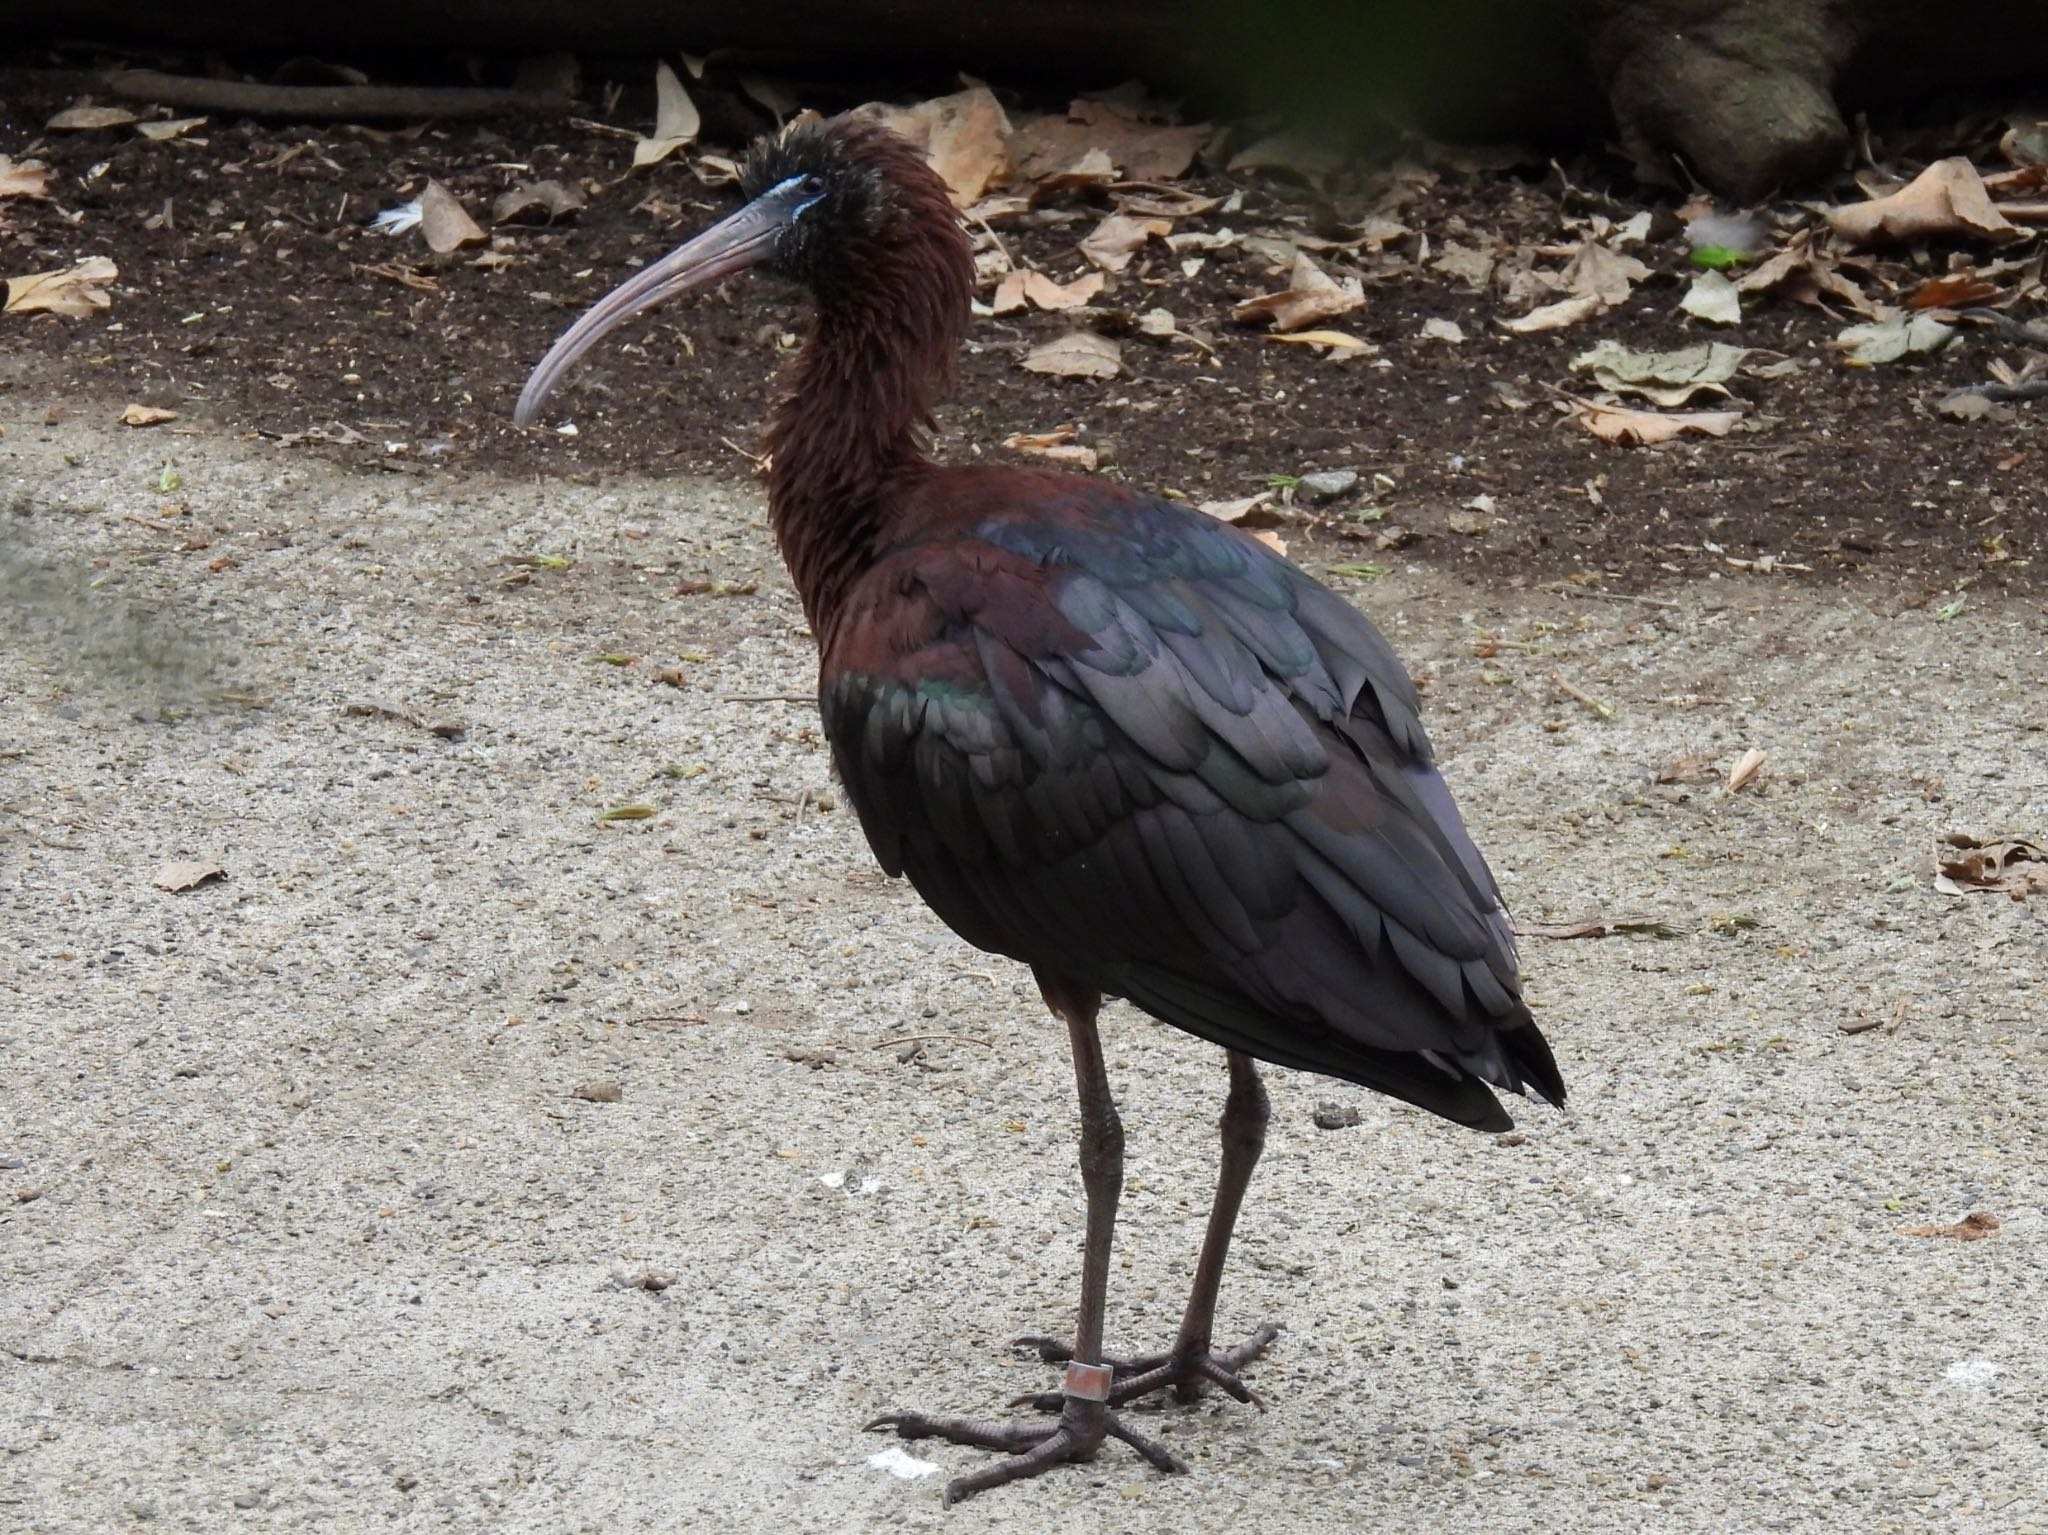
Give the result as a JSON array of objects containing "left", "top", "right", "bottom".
[
  {"left": 867, "top": 1395, "right": 1186, "bottom": 1506},
  {"left": 1013, "top": 1323, "right": 1281, "bottom": 1409}
]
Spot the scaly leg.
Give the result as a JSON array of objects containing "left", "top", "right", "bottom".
[
  {"left": 1019, "top": 1050, "right": 1280, "bottom": 1409},
  {"left": 867, "top": 971, "right": 1186, "bottom": 1504}
]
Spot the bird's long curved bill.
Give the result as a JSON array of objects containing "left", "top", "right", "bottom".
[{"left": 513, "top": 194, "right": 789, "bottom": 427}]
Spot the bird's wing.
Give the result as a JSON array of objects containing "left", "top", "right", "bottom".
[{"left": 822, "top": 488, "right": 1561, "bottom": 1126}]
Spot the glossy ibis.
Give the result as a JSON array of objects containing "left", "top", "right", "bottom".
[{"left": 516, "top": 115, "right": 1564, "bottom": 1504}]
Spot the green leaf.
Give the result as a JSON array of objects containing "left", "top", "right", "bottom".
[{"left": 598, "top": 804, "right": 657, "bottom": 822}]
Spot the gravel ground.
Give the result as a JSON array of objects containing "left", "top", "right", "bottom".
[{"left": 2, "top": 378, "right": 2043, "bottom": 1534}]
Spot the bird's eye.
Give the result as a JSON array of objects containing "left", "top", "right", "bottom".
[{"left": 799, "top": 173, "right": 828, "bottom": 198}]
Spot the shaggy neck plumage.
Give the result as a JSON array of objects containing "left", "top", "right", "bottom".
[{"left": 765, "top": 185, "right": 969, "bottom": 638}]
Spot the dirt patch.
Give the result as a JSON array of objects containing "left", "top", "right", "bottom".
[
  {"left": 2, "top": 384, "right": 2044, "bottom": 1534},
  {"left": 3, "top": 68, "right": 2041, "bottom": 602}
]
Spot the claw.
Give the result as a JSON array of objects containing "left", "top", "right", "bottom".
[
  {"left": 866, "top": 1400, "right": 1184, "bottom": 1504},
  {"left": 1017, "top": 1323, "right": 1282, "bottom": 1409}
]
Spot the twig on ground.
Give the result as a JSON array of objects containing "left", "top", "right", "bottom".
[
  {"left": 1549, "top": 671, "right": 1616, "bottom": 719},
  {"left": 1554, "top": 585, "right": 1682, "bottom": 609},
  {"left": 105, "top": 69, "right": 572, "bottom": 120},
  {"left": 869, "top": 1033, "right": 994, "bottom": 1051}
]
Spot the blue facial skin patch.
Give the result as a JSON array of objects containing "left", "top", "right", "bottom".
[{"left": 767, "top": 174, "right": 826, "bottom": 220}]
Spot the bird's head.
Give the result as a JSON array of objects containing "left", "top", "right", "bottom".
[{"left": 514, "top": 114, "right": 961, "bottom": 427}]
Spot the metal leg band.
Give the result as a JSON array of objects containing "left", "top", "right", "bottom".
[{"left": 1062, "top": 1360, "right": 1113, "bottom": 1402}]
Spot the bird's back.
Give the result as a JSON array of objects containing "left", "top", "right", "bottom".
[{"left": 821, "top": 466, "right": 1562, "bottom": 1130}]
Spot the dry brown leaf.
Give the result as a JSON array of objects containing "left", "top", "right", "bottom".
[
  {"left": 692, "top": 154, "right": 742, "bottom": 188},
  {"left": 136, "top": 116, "right": 207, "bottom": 143},
  {"left": 1010, "top": 101, "right": 1207, "bottom": 187},
  {"left": 1249, "top": 529, "right": 1289, "bottom": 557},
  {"left": 1433, "top": 243, "right": 1497, "bottom": 289},
  {"left": 1936, "top": 836, "right": 2048, "bottom": 897},
  {"left": 737, "top": 73, "right": 801, "bottom": 123},
  {"left": 1265, "top": 329, "right": 1373, "bottom": 357},
  {"left": 1655, "top": 751, "right": 1717, "bottom": 785},
  {"left": 1572, "top": 340, "right": 1746, "bottom": 405},
  {"left": 48, "top": 103, "right": 139, "bottom": 131},
  {"left": 418, "top": 181, "right": 486, "bottom": 253},
  {"left": 0, "top": 155, "right": 53, "bottom": 199},
  {"left": 1561, "top": 241, "right": 1651, "bottom": 307},
  {"left": 633, "top": 61, "right": 701, "bottom": 169},
  {"left": 1827, "top": 158, "right": 2020, "bottom": 246},
  {"left": 1002, "top": 427, "right": 1098, "bottom": 470},
  {"left": 1833, "top": 310, "right": 1953, "bottom": 366},
  {"left": 2002, "top": 120, "right": 2048, "bottom": 167},
  {"left": 1031, "top": 147, "right": 1117, "bottom": 198},
  {"left": 1502, "top": 294, "right": 1602, "bottom": 333},
  {"left": 1165, "top": 229, "right": 1236, "bottom": 255},
  {"left": 360, "top": 261, "right": 441, "bottom": 293},
  {"left": 1680, "top": 270, "right": 1743, "bottom": 325},
  {"left": 1575, "top": 401, "right": 1741, "bottom": 444},
  {"left": 1072, "top": 100, "right": 1206, "bottom": 181},
  {"left": 492, "top": 179, "right": 586, "bottom": 224},
  {"left": 863, "top": 86, "right": 1013, "bottom": 207},
  {"left": 991, "top": 268, "right": 1105, "bottom": 314},
  {"left": 1021, "top": 331, "right": 1121, "bottom": 378},
  {"left": 1727, "top": 747, "right": 1767, "bottom": 793},
  {"left": 1899, "top": 1211, "right": 2000, "bottom": 1241},
  {"left": 1907, "top": 273, "right": 2002, "bottom": 310},
  {"left": 1002, "top": 425, "right": 1076, "bottom": 449},
  {"left": 1227, "top": 133, "right": 1344, "bottom": 184},
  {"left": 1199, "top": 492, "right": 1275, "bottom": 524},
  {"left": 153, "top": 860, "right": 225, "bottom": 892},
  {"left": 1300, "top": 215, "right": 1411, "bottom": 253},
  {"left": 4, "top": 256, "right": 118, "bottom": 317},
  {"left": 1079, "top": 213, "right": 1169, "bottom": 273},
  {"left": 1233, "top": 252, "right": 1363, "bottom": 331},
  {"left": 1735, "top": 231, "right": 1877, "bottom": 315},
  {"left": 1113, "top": 186, "right": 1223, "bottom": 218},
  {"left": 120, "top": 403, "right": 177, "bottom": 427}
]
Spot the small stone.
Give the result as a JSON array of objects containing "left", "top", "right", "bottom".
[
  {"left": 232, "top": 1491, "right": 263, "bottom": 1509},
  {"left": 615, "top": 1264, "right": 677, "bottom": 1292},
  {"left": 1312, "top": 1103, "right": 1362, "bottom": 1130},
  {"left": 1296, "top": 469, "right": 1359, "bottom": 504},
  {"left": 571, "top": 1079, "right": 622, "bottom": 1103}
]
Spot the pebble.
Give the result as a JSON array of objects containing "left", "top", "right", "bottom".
[{"left": 1296, "top": 470, "right": 1358, "bottom": 504}]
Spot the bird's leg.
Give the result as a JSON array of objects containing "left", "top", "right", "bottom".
[
  {"left": 1019, "top": 1051, "right": 1279, "bottom": 1409},
  {"left": 867, "top": 973, "right": 1186, "bottom": 1504}
]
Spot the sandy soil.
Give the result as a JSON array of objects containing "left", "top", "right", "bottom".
[{"left": 1, "top": 371, "right": 2043, "bottom": 1534}]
